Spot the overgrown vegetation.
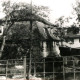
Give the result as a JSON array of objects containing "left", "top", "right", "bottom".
[{"left": 0, "top": 1, "right": 51, "bottom": 59}]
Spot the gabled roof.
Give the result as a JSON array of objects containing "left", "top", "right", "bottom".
[{"left": 36, "top": 22, "right": 60, "bottom": 41}]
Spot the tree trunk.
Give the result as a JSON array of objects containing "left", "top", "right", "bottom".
[
  {"left": 0, "top": 22, "right": 14, "bottom": 58},
  {"left": 0, "top": 36, "right": 6, "bottom": 58}
]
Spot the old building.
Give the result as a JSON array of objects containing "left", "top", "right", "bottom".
[{"left": 64, "top": 34, "right": 80, "bottom": 48}]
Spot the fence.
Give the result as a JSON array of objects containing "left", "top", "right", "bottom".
[
  {"left": 0, "top": 56, "right": 80, "bottom": 80},
  {"left": 0, "top": 56, "right": 26, "bottom": 80},
  {"left": 29, "top": 56, "right": 80, "bottom": 80}
]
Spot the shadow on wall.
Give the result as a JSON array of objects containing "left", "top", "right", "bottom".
[{"left": 59, "top": 47, "right": 80, "bottom": 56}]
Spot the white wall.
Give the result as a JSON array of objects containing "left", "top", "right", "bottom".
[
  {"left": 0, "top": 26, "right": 3, "bottom": 35},
  {"left": 70, "top": 39, "right": 80, "bottom": 48}
]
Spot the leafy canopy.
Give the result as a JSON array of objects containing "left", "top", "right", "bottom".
[{"left": 2, "top": 1, "right": 50, "bottom": 21}]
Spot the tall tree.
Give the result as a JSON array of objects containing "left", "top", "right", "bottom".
[
  {"left": 1, "top": 1, "right": 53, "bottom": 77},
  {"left": 67, "top": 24, "right": 79, "bottom": 34},
  {"left": 0, "top": 1, "right": 51, "bottom": 59},
  {"left": 2, "top": 1, "right": 50, "bottom": 20},
  {"left": 73, "top": 0, "right": 80, "bottom": 21},
  {"left": 54, "top": 16, "right": 66, "bottom": 38}
]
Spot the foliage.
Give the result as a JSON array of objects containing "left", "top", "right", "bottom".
[
  {"left": 2, "top": 1, "right": 50, "bottom": 20},
  {"left": 73, "top": 0, "right": 80, "bottom": 21},
  {"left": 67, "top": 25, "right": 79, "bottom": 34},
  {"left": 54, "top": 16, "right": 65, "bottom": 27},
  {"left": 0, "top": 1, "right": 51, "bottom": 59}
]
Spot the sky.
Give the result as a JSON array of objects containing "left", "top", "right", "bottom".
[{"left": 0, "top": 0, "right": 78, "bottom": 26}]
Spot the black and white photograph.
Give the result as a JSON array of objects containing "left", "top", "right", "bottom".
[{"left": 0, "top": 0, "right": 79, "bottom": 80}]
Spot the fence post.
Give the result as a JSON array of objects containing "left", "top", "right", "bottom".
[
  {"left": 34, "top": 62, "right": 36, "bottom": 76},
  {"left": 6, "top": 60, "right": 8, "bottom": 80},
  {"left": 73, "top": 58, "right": 75, "bottom": 80},
  {"left": 63, "top": 57, "right": 65, "bottom": 80},
  {"left": 53, "top": 62, "right": 54, "bottom": 80},
  {"left": 23, "top": 56, "right": 26, "bottom": 79},
  {"left": 43, "top": 58, "right": 45, "bottom": 80}
]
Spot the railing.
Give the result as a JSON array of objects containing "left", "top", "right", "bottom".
[
  {"left": 0, "top": 57, "right": 26, "bottom": 80},
  {"left": 30, "top": 56, "right": 80, "bottom": 80},
  {"left": 0, "top": 56, "right": 80, "bottom": 80}
]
